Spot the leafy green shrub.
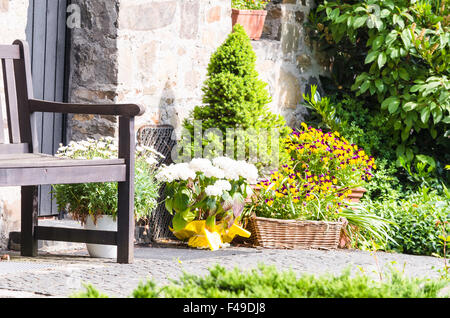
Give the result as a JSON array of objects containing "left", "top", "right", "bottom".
[
  {"left": 75, "top": 265, "right": 449, "bottom": 298},
  {"left": 53, "top": 138, "right": 162, "bottom": 224},
  {"left": 232, "top": 0, "right": 269, "bottom": 10},
  {"left": 363, "top": 186, "right": 450, "bottom": 256},
  {"left": 181, "top": 24, "right": 290, "bottom": 171},
  {"left": 311, "top": 0, "right": 450, "bottom": 177}
]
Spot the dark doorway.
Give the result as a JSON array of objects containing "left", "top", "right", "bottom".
[{"left": 26, "top": 0, "right": 69, "bottom": 216}]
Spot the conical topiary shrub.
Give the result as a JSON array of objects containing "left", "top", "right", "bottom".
[{"left": 182, "top": 24, "right": 290, "bottom": 170}]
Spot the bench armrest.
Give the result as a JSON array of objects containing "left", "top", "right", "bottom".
[{"left": 29, "top": 99, "right": 145, "bottom": 117}]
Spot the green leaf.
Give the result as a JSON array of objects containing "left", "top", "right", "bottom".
[
  {"left": 360, "top": 81, "right": 370, "bottom": 93},
  {"left": 432, "top": 107, "right": 443, "bottom": 124},
  {"left": 181, "top": 208, "right": 195, "bottom": 222},
  {"left": 372, "top": 35, "right": 385, "bottom": 50},
  {"left": 173, "top": 192, "right": 190, "bottom": 213},
  {"left": 165, "top": 198, "right": 174, "bottom": 214},
  {"left": 206, "top": 215, "right": 216, "bottom": 231},
  {"left": 330, "top": 8, "right": 340, "bottom": 20},
  {"left": 401, "top": 127, "right": 410, "bottom": 141},
  {"left": 382, "top": 97, "right": 400, "bottom": 111},
  {"left": 375, "top": 79, "right": 385, "bottom": 92},
  {"left": 398, "top": 68, "right": 410, "bottom": 81},
  {"left": 365, "top": 51, "right": 378, "bottom": 64},
  {"left": 420, "top": 108, "right": 430, "bottom": 123},
  {"left": 353, "top": 16, "right": 367, "bottom": 28},
  {"left": 378, "top": 52, "right": 387, "bottom": 68},
  {"left": 401, "top": 29, "right": 411, "bottom": 48},
  {"left": 416, "top": 155, "right": 436, "bottom": 168},
  {"left": 403, "top": 102, "right": 417, "bottom": 111},
  {"left": 205, "top": 197, "right": 217, "bottom": 212},
  {"left": 385, "top": 30, "right": 398, "bottom": 45},
  {"left": 172, "top": 212, "right": 188, "bottom": 232}
]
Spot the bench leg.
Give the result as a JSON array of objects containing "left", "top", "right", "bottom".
[
  {"left": 21, "top": 186, "right": 38, "bottom": 257},
  {"left": 117, "top": 180, "right": 134, "bottom": 264},
  {"left": 117, "top": 116, "right": 135, "bottom": 264}
]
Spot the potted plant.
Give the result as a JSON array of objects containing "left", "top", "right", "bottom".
[
  {"left": 231, "top": 0, "right": 269, "bottom": 40},
  {"left": 53, "top": 137, "right": 162, "bottom": 258},
  {"left": 156, "top": 157, "right": 258, "bottom": 251},
  {"left": 245, "top": 123, "right": 377, "bottom": 249},
  {"left": 283, "top": 123, "right": 376, "bottom": 203}
]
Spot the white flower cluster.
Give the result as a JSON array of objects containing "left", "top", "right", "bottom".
[
  {"left": 205, "top": 180, "right": 232, "bottom": 197},
  {"left": 56, "top": 138, "right": 163, "bottom": 168},
  {"left": 212, "top": 157, "right": 259, "bottom": 184},
  {"left": 155, "top": 163, "right": 197, "bottom": 183},
  {"left": 156, "top": 157, "right": 258, "bottom": 185}
]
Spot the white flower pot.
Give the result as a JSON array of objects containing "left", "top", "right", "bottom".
[{"left": 84, "top": 215, "right": 117, "bottom": 259}]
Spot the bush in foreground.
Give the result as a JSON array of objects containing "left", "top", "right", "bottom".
[{"left": 73, "top": 265, "right": 449, "bottom": 298}]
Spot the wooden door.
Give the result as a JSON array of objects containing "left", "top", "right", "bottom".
[{"left": 26, "top": 0, "right": 69, "bottom": 216}]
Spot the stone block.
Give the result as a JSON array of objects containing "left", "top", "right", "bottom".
[
  {"left": 295, "top": 11, "right": 305, "bottom": 24},
  {"left": 296, "top": 54, "right": 311, "bottom": 69},
  {"left": 282, "top": 0, "right": 297, "bottom": 4},
  {"left": 207, "top": 6, "right": 222, "bottom": 23},
  {"left": 279, "top": 68, "right": 302, "bottom": 109},
  {"left": 137, "top": 41, "right": 159, "bottom": 74},
  {"left": 120, "top": 1, "right": 177, "bottom": 31},
  {"left": 180, "top": 0, "right": 200, "bottom": 39},
  {"left": 0, "top": 0, "right": 8, "bottom": 12},
  {"left": 282, "top": 23, "right": 300, "bottom": 55}
]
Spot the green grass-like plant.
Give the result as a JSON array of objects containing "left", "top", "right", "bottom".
[{"left": 74, "top": 265, "right": 449, "bottom": 298}]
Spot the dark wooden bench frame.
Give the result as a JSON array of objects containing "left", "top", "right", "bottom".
[{"left": 0, "top": 40, "right": 145, "bottom": 264}]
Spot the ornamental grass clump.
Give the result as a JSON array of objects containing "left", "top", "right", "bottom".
[
  {"left": 53, "top": 137, "right": 162, "bottom": 224},
  {"left": 156, "top": 157, "right": 258, "bottom": 250}
]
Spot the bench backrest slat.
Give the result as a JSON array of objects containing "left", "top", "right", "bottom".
[
  {"left": 0, "top": 45, "right": 21, "bottom": 59},
  {"left": 0, "top": 41, "right": 35, "bottom": 154},
  {"left": 2, "top": 58, "right": 21, "bottom": 143}
]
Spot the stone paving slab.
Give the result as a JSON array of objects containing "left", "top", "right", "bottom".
[{"left": 0, "top": 246, "right": 447, "bottom": 298}]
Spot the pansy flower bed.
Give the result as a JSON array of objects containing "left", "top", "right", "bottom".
[{"left": 247, "top": 123, "right": 377, "bottom": 249}]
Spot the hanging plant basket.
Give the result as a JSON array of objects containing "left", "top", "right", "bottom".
[
  {"left": 231, "top": 9, "right": 267, "bottom": 40},
  {"left": 246, "top": 216, "right": 345, "bottom": 250}
]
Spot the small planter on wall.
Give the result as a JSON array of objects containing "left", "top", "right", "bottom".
[
  {"left": 231, "top": 9, "right": 267, "bottom": 40},
  {"left": 345, "top": 187, "right": 367, "bottom": 203}
]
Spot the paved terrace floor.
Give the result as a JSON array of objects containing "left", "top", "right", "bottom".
[{"left": 0, "top": 245, "right": 446, "bottom": 298}]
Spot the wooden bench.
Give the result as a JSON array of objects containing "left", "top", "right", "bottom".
[{"left": 0, "top": 40, "right": 145, "bottom": 264}]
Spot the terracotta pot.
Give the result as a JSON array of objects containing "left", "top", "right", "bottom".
[
  {"left": 345, "top": 187, "right": 367, "bottom": 203},
  {"left": 231, "top": 9, "right": 267, "bottom": 40}
]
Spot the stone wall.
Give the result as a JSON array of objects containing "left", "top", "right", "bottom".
[
  {"left": 68, "top": 0, "right": 328, "bottom": 139},
  {"left": 68, "top": 0, "right": 232, "bottom": 140},
  {"left": 0, "top": 0, "right": 30, "bottom": 249},
  {"left": 255, "top": 0, "right": 329, "bottom": 127}
]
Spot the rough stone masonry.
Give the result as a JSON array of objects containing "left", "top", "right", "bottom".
[{"left": 67, "top": 0, "right": 329, "bottom": 140}]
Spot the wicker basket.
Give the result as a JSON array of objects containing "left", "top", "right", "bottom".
[{"left": 247, "top": 216, "right": 344, "bottom": 250}]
